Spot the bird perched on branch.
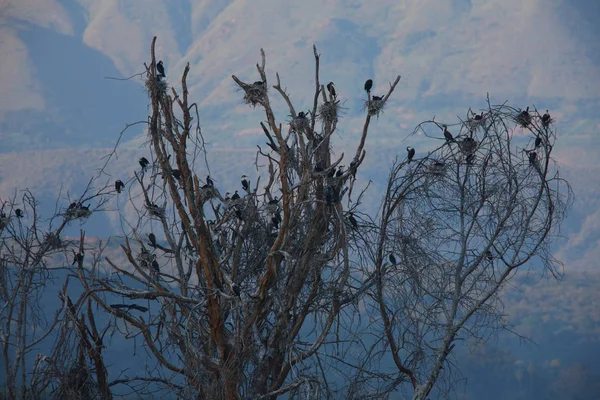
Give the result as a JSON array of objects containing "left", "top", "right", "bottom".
[
  {"left": 534, "top": 136, "right": 542, "bottom": 148},
  {"left": 115, "top": 180, "right": 125, "bottom": 193},
  {"left": 442, "top": 125, "right": 454, "bottom": 143},
  {"left": 407, "top": 147, "right": 415, "bottom": 163},
  {"left": 157, "top": 61, "right": 165, "bottom": 78},
  {"left": 172, "top": 169, "right": 181, "bottom": 182},
  {"left": 327, "top": 82, "right": 336, "bottom": 99},
  {"left": 231, "top": 191, "right": 240, "bottom": 201},
  {"left": 541, "top": 110, "right": 551, "bottom": 128},
  {"left": 139, "top": 157, "right": 150, "bottom": 171},
  {"left": 389, "top": 253, "right": 397, "bottom": 265},
  {"left": 364, "top": 79, "right": 373, "bottom": 93},
  {"left": 241, "top": 175, "right": 250, "bottom": 192},
  {"left": 148, "top": 233, "right": 157, "bottom": 248},
  {"left": 528, "top": 151, "right": 537, "bottom": 166},
  {"left": 15, "top": 209, "right": 23, "bottom": 218}
]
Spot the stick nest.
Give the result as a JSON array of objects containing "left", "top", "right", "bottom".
[
  {"left": 318, "top": 101, "right": 341, "bottom": 123},
  {"left": 242, "top": 81, "right": 267, "bottom": 107},
  {"left": 365, "top": 96, "right": 386, "bottom": 117}
]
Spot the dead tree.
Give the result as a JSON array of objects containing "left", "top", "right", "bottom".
[
  {"left": 349, "top": 101, "right": 572, "bottom": 399},
  {"left": 75, "top": 37, "right": 401, "bottom": 399},
  {"left": 0, "top": 186, "right": 110, "bottom": 400}
]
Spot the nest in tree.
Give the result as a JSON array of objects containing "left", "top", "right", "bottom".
[
  {"left": 428, "top": 161, "right": 447, "bottom": 176},
  {"left": 66, "top": 206, "right": 92, "bottom": 220},
  {"left": 43, "top": 233, "right": 63, "bottom": 250},
  {"left": 318, "top": 101, "right": 340, "bottom": 123},
  {"left": 290, "top": 114, "right": 310, "bottom": 131},
  {"left": 146, "top": 203, "right": 165, "bottom": 218},
  {"left": 515, "top": 110, "right": 532, "bottom": 128},
  {"left": 242, "top": 81, "right": 267, "bottom": 107},
  {"left": 365, "top": 96, "right": 386, "bottom": 117},
  {"left": 145, "top": 75, "right": 168, "bottom": 97},
  {"left": 459, "top": 137, "right": 478, "bottom": 155},
  {"left": 200, "top": 186, "right": 218, "bottom": 203}
]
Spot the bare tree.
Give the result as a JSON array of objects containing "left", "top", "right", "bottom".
[
  {"left": 349, "top": 102, "right": 572, "bottom": 399},
  {"left": 0, "top": 185, "right": 111, "bottom": 400}
]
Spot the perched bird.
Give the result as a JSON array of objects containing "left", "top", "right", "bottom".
[
  {"left": 72, "top": 252, "right": 84, "bottom": 265},
  {"left": 528, "top": 151, "right": 537, "bottom": 165},
  {"left": 534, "top": 136, "right": 542, "bottom": 148},
  {"left": 364, "top": 79, "right": 373, "bottom": 93},
  {"left": 172, "top": 169, "right": 181, "bottom": 181},
  {"left": 347, "top": 213, "right": 358, "bottom": 230},
  {"left": 67, "top": 202, "right": 77, "bottom": 211},
  {"left": 15, "top": 209, "right": 23, "bottom": 218},
  {"left": 336, "top": 167, "right": 344, "bottom": 178},
  {"left": 389, "top": 253, "right": 397, "bottom": 265},
  {"left": 231, "top": 191, "right": 241, "bottom": 201},
  {"left": 148, "top": 233, "right": 157, "bottom": 247},
  {"left": 407, "top": 147, "right": 415, "bottom": 163},
  {"left": 151, "top": 259, "right": 160, "bottom": 274},
  {"left": 372, "top": 95, "right": 383, "bottom": 101},
  {"left": 327, "top": 82, "right": 336, "bottom": 99},
  {"left": 241, "top": 175, "right": 250, "bottom": 191},
  {"left": 206, "top": 175, "right": 214, "bottom": 187},
  {"left": 115, "top": 180, "right": 125, "bottom": 193},
  {"left": 485, "top": 250, "right": 493, "bottom": 261},
  {"left": 474, "top": 112, "right": 484, "bottom": 121},
  {"left": 157, "top": 61, "right": 165, "bottom": 78},
  {"left": 139, "top": 157, "right": 150, "bottom": 170},
  {"left": 541, "top": 110, "right": 551, "bottom": 128},
  {"left": 232, "top": 283, "right": 241, "bottom": 297},
  {"left": 442, "top": 125, "right": 454, "bottom": 142},
  {"left": 268, "top": 197, "right": 279, "bottom": 205}
]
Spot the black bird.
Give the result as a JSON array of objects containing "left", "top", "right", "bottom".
[
  {"left": 151, "top": 259, "right": 160, "bottom": 274},
  {"left": 541, "top": 110, "right": 551, "bottom": 127},
  {"left": 232, "top": 283, "right": 241, "bottom": 297},
  {"left": 528, "top": 151, "right": 537, "bottom": 165},
  {"left": 474, "top": 112, "right": 483, "bottom": 121},
  {"left": 241, "top": 175, "right": 250, "bottom": 191},
  {"left": 327, "top": 82, "right": 336, "bottom": 99},
  {"left": 364, "top": 79, "right": 373, "bottom": 93},
  {"left": 347, "top": 213, "right": 358, "bottom": 230},
  {"left": 336, "top": 167, "right": 344, "bottom": 178},
  {"left": 206, "top": 175, "right": 214, "bottom": 187},
  {"left": 442, "top": 125, "right": 454, "bottom": 142},
  {"left": 72, "top": 252, "right": 84, "bottom": 265},
  {"left": 67, "top": 202, "right": 77, "bottom": 211},
  {"left": 253, "top": 80, "right": 265, "bottom": 87},
  {"left": 485, "top": 250, "right": 493, "bottom": 261},
  {"left": 534, "top": 136, "right": 542, "bottom": 148},
  {"left": 139, "top": 157, "right": 150, "bottom": 170},
  {"left": 297, "top": 111, "right": 308, "bottom": 119},
  {"left": 15, "top": 209, "right": 23, "bottom": 218},
  {"left": 327, "top": 167, "right": 337, "bottom": 178},
  {"left": 231, "top": 191, "right": 240, "bottom": 201},
  {"left": 148, "top": 233, "right": 157, "bottom": 247},
  {"left": 172, "top": 169, "right": 181, "bottom": 181},
  {"left": 372, "top": 95, "right": 383, "bottom": 101},
  {"left": 466, "top": 154, "right": 475, "bottom": 165},
  {"left": 115, "top": 180, "right": 125, "bottom": 193},
  {"left": 268, "top": 197, "right": 279, "bottom": 205},
  {"left": 157, "top": 61, "right": 165, "bottom": 78},
  {"left": 407, "top": 147, "right": 415, "bottom": 163},
  {"left": 389, "top": 253, "right": 397, "bottom": 265}
]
